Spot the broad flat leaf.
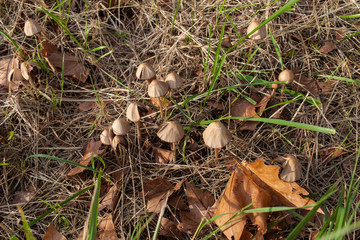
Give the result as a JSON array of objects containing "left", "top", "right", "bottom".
[
  {"left": 242, "top": 158, "right": 321, "bottom": 213},
  {"left": 319, "top": 40, "right": 336, "bottom": 53},
  {"left": 160, "top": 218, "right": 186, "bottom": 240},
  {"left": 140, "top": 178, "right": 182, "bottom": 213},
  {"left": 41, "top": 41, "right": 89, "bottom": 82},
  {"left": 67, "top": 139, "right": 105, "bottom": 177},
  {"left": 168, "top": 195, "right": 188, "bottom": 211},
  {"left": 319, "top": 147, "right": 347, "bottom": 162},
  {"left": 98, "top": 214, "right": 122, "bottom": 240},
  {"left": 230, "top": 94, "right": 269, "bottom": 130},
  {"left": 214, "top": 167, "right": 271, "bottom": 240},
  {"left": 99, "top": 185, "right": 118, "bottom": 211},
  {"left": 318, "top": 79, "right": 337, "bottom": 93},
  {"left": 78, "top": 101, "right": 98, "bottom": 112},
  {"left": 43, "top": 223, "right": 67, "bottom": 240}
]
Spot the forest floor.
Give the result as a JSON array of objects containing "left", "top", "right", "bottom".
[{"left": 1, "top": 0, "right": 360, "bottom": 239}]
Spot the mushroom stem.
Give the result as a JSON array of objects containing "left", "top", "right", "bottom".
[
  {"left": 158, "top": 97, "right": 164, "bottom": 120},
  {"left": 172, "top": 142, "right": 176, "bottom": 162},
  {"left": 136, "top": 121, "right": 142, "bottom": 145},
  {"left": 280, "top": 84, "right": 285, "bottom": 102},
  {"left": 113, "top": 147, "right": 121, "bottom": 166},
  {"left": 215, "top": 148, "right": 219, "bottom": 161}
]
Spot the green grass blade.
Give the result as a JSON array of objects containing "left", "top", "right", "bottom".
[
  {"left": 17, "top": 206, "right": 35, "bottom": 240},
  {"left": 0, "top": 29, "right": 24, "bottom": 57},
  {"left": 286, "top": 183, "right": 337, "bottom": 240},
  {"left": 269, "top": 27, "right": 283, "bottom": 70},
  {"left": 87, "top": 172, "right": 102, "bottom": 240},
  {"left": 316, "top": 74, "right": 360, "bottom": 85}
]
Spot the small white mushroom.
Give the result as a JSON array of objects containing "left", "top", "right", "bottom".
[
  {"left": 24, "top": 19, "right": 42, "bottom": 37},
  {"left": 202, "top": 121, "right": 232, "bottom": 160},
  {"left": 279, "top": 155, "right": 302, "bottom": 182},
  {"left": 157, "top": 121, "right": 185, "bottom": 162},
  {"left": 247, "top": 20, "right": 266, "bottom": 40}
]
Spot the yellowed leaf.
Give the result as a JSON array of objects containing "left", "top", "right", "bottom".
[{"left": 98, "top": 214, "right": 121, "bottom": 240}]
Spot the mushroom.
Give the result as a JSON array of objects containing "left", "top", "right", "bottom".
[
  {"left": 279, "top": 155, "right": 302, "bottom": 182},
  {"left": 246, "top": 20, "right": 266, "bottom": 40},
  {"left": 111, "top": 119, "right": 131, "bottom": 165},
  {"left": 136, "top": 63, "right": 156, "bottom": 84},
  {"left": 111, "top": 135, "right": 128, "bottom": 164},
  {"left": 24, "top": 19, "right": 42, "bottom": 37},
  {"left": 221, "top": 34, "right": 232, "bottom": 48},
  {"left": 278, "top": 69, "right": 294, "bottom": 102},
  {"left": 157, "top": 121, "right": 185, "bottom": 162},
  {"left": 202, "top": 121, "right": 232, "bottom": 160},
  {"left": 100, "top": 127, "right": 114, "bottom": 146},
  {"left": 165, "top": 72, "right": 183, "bottom": 96},
  {"left": 148, "top": 80, "right": 169, "bottom": 120},
  {"left": 126, "top": 102, "right": 142, "bottom": 144}
]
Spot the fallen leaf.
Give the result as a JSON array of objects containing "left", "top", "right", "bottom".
[
  {"left": 319, "top": 147, "right": 347, "bottom": 162},
  {"left": 99, "top": 185, "right": 118, "bottom": 211},
  {"left": 221, "top": 34, "right": 232, "bottom": 48},
  {"left": 208, "top": 100, "right": 225, "bottom": 110},
  {"left": 242, "top": 158, "right": 320, "bottom": 212},
  {"left": 12, "top": 185, "right": 36, "bottom": 204},
  {"left": 293, "top": 69, "right": 321, "bottom": 98},
  {"left": 78, "top": 101, "right": 98, "bottom": 112},
  {"left": 140, "top": 178, "right": 178, "bottom": 213},
  {"left": 230, "top": 94, "right": 270, "bottom": 130},
  {"left": 318, "top": 79, "right": 337, "bottom": 93},
  {"left": 168, "top": 195, "right": 188, "bottom": 211},
  {"left": 67, "top": 139, "right": 105, "bottom": 177},
  {"left": 150, "top": 97, "right": 170, "bottom": 109},
  {"left": 152, "top": 146, "right": 173, "bottom": 164},
  {"left": 214, "top": 166, "right": 271, "bottom": 240},
  {"left": 43, "top": 223, "right": 67, "bottom": 240},
  {"left": 335, "top": 28, "right": 347, "bottom": 40},
  {"left": 41, "top": 41, "right": 89, "bottom": 82},
  {"left": 160, "top": 218, "right": 186, "bottom": 240},
  {"left": 178, "top": 182, "right": 215, "bottom": 234},
  {"left": 98, "top": 214, "right": 121, "bottom": 240},
  {"left": 319, "top": 40, "right": 336, "bottom": 54}
]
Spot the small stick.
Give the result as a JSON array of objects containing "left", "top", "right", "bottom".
[
  {"left": 159, "top": 97, "right": 164, "bottom": 120},
  {"left": 113, "top": 147, "right": 121, "bottom": 166},
  {"left": 280, "top": 84, "right": 285, "bottom": 102}
]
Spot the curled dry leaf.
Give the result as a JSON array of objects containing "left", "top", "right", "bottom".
[
  {"left": 98, "top": 214, "right": 122, "bottom": 240},
  {"left": 319, "top": 40, "right": 336, "bottom": 54},
  {"left": 12, "top": 185, "right": 37, "bottom": 204},
  {"left": 43, "top": 223, "right": 67, "bottom": 240},
  {"left": 160, "top": 218, "right": 186, "bottom": 240},
  {"left": 41, "top": 41, "right": 89, "bottom": 82},
  {"left": 78, "top": 101, "right": 98, "bottom": 112},
  {"left": 230, "top": 94, "right": 270, "bottom": 131},
  {"left": 292, "top": 68, "right": 321, "bottom": 98},
  {"left": 152, "top": 146, "right": 173, "bottom": 164},
  {"left": 0, "top": 57, "right": 22, "bottom": 91},
  {"left": 319, "top": 147, "right": 347, "bottom": 162},
  {"left": 67, "top": 139, "right": 105, "bottom": 177},
  {"left": 99, "top": 185, "right": 118, "bottom": 211}
]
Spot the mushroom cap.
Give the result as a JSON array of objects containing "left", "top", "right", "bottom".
[
  {"left": 100, "top": 128, "right": 114, "bottom": 145},
  {"left": 24, "top": 19, "right": 42, "bottom": 36},
  {"left": 278, "top": 69, "right": 294, "bottom": 84},
  {"left": 112, "top": 118, "right": 131, "bottom": 135},
  {"left": 157, "top": 121, "right": 185, "bottom": 143},
  {"left": 246, "top": 20, "right": 266, "bottom": 40},
  {"left": 202, "top": 121, "right": 232, "bottom": 149},
  {"left": 279, "top": 155, "right": 302, "bottom": 182},
  {"left": 8, "top": 68, "right": 24, "bottom": 83},
  {"left": 165, "top": 72, "right": 183, "bottom": 90},
  {"left": 111, "top": 135, "right": 128, "bottom": 150},
  {"left": 148, "top": 80, "right": 169, "bottom": 98},
  {"left": 136, "top": 63, "right": 156, "bottom": 80},
  {"left": 126, "top": 102, "right": 140, "bottom": 122}
]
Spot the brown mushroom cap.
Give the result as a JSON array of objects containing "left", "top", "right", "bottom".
[
  {"left": 157, "top": 121, "right": 185, "bottom": 143},
  {"left": 136, "top": 63, "right": 156, "bottom": 80},
  {"left": 279, "top": 155, "right": 302, "bottom": 182},
  {"left": 278, "top": 69, "right": 294, "bottom": 84},
  {"left": 100, "top": 128, "right": 114, "bottom": 145},
  {"left": 8, "top": 68, "right": 24, "bottom": 83},
  {"left": 111, "top": 135, "right": 128, "bottom": 150},
  {"left": 246, "top": 20, "right": 266, "bottom": 40},
  {"left": 24, "top": 19, "right": 42, "bottom": 36},
  {"left": 202, "top": 121, "right": 232, "bottom": 149},
  {"left": 112, "top": 118, "right": 131, "bottom": 135},
  {"left": 165, "top": 72, "right": 183, "bottom": 90},
  {"left": 148, "top": 80, "right": 169, "bottom": 98},
  {"left": 126, "top": 102, "right": 140, "bottom": 122}
]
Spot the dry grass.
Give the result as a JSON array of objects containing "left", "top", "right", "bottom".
[{"left": 1, "top": 0, "right": 360, "bottom": 239}]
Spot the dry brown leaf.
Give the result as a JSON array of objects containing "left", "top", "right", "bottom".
[
  {"left": 214, "top": 167, "right": 271, "bottom": 240},
  {"left": 293, "top": 69, "right": 321, "bottom": 98},
  {"left": 78, "top": 101, "right": 98, "bottom": 112},
  {"left": 318, "top": 79, "right": 337, "bottom": 93},
  {"left": 141, "top": 178, "right": 177, "bottom": 213},
  {"left": 242, "top": 158, "right": 321, "bottom": 212},
  {"left": 41, "top": 41, "right": 89, "bottom": 82},
  {"left": 319, "top": 40, "right": 336, "bottom": 54},
  {"left": 160, "top": 218, "right": 186, "bottom": 240},
  {"left": 12, "top": 185, "right": 36, "bottom": 204},
  {"left": 67, "top": 139, "right": 105, "bottom": 177},
  {"left": 319, "top": 147, "right": 347, "bottom": 162},
  {"left": 230, "top": 94, "right": 270, "bottom": 131},
  {"left": 168, "top": 195, "right": 188, "bottom": 211},
  {"left": 150, "top": 97, "right": 171, "bottom": 109},
  {"left": 43, "top": 223, "right": 67, "bottom": 240},
  {"left": 98, "top": 214, "right": 122, "bottom": 240},
  {"left": 152, "top": 146, "right": 173, "bottom": 164},
  {"left": 178, "top": 182, "right": 215, "bottom": 234},
  {"left": 99, "top": 185, "right": 118, "bottom": 211}
]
